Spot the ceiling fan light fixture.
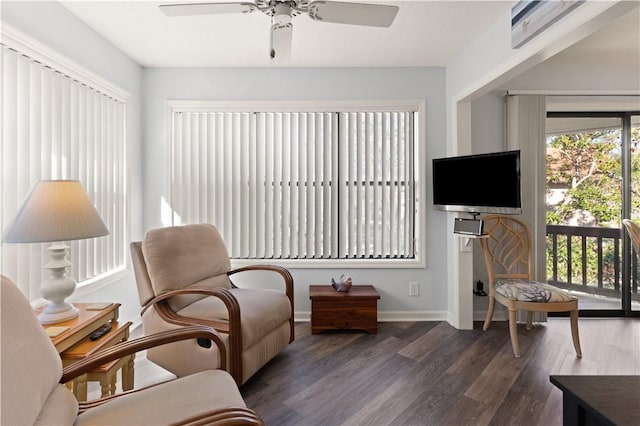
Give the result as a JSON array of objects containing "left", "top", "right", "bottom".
[{"left": 270, "top": 2, "right": 293, "bottom": 62}]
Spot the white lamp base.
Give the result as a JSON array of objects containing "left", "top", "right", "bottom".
[
  {"left": 38, "top": 242, "right": 79, "bottom": 324},
  {"left": 38, "top": 302, "right": 79, "bottom": 324}
]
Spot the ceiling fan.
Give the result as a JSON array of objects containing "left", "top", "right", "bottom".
[{"left": 159, "top": 1, "right": 399, "bottom": 62}]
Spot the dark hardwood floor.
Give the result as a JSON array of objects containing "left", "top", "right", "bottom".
[
  {"left": 95, "top": 318, "right": 640, "bottom": 425},
  {"left": 240, "top": 319, "right": 640, "bottom": 426}
]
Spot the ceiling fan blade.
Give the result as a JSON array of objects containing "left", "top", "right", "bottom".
[
  {"left": 307, "top": 1, "right": 399, "bottom": 27},
  {"left": 159, "top": 2, "right": 258, "bottom": 17}
]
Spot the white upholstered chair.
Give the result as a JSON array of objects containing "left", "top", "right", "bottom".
[
  {"left": 479, "top": 215, "right": 582, "bottom": 358},
  {"left": 130, "top": 223, "right": 294, "bottom": 385},
  {"left": 0, "top": 274, "right": 264, "bottom": 425}
]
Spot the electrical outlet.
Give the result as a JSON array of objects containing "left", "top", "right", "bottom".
[{"left": 409, "top": 282, "right": 420, "bottom": 297}]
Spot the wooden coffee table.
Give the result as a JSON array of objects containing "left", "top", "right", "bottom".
[
  {"left": 309, "top": 285, "right": 380, "bottom": 335},
  {"left": 550, "top": 375, "right": 640, "bottom": 426}
]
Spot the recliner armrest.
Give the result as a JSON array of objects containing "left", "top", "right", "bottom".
[
  {"left": 227, "top": 264, "right": 293, "bottom": 300},
  {"left": 60, "top": 325, "right": 226, "bottom": 383},
  {"left": 142, "top": 287, "right": 240, "bottom": 333},
  {"left": 171, "top": 406, "right": 265, "bottom": 426},
  {"left": 228, "top": 264, "right": 294, "bottom": 343}
]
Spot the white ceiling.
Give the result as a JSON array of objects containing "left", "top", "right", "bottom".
[
  {"left": 58, "top": 0, "right": 640, "bottom": 70},
  {"left": 542, "top": 5, "right": 640, "bottom": 69},
  {"left": 59, "top": 0, "right": 516, "bottom": 67}
]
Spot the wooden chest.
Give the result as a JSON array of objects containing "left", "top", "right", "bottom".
[{"left": 309, "top": 285, "right": 380, "bottom": 335}]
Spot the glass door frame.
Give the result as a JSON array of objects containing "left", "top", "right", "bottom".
[{"left": 546, "top": 111, "right": 639, "bottom": 317}]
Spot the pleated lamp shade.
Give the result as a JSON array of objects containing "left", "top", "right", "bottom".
[{"left": 4, "top": 180, "right": 108, "bottom": 243}]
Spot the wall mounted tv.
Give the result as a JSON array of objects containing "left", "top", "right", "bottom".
[{"left": 432, "top": 150, "right": 522, "bottom": 214}]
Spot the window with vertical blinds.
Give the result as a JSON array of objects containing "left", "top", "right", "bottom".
[
  {"left": 167, "top": 102, "right": 419, "bottom": 261},
  {"left": 0, "top": 30, "right": 128, "bottom": 300}
]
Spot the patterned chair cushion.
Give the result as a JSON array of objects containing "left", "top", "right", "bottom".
[{"left": 494, "top": 279, "right": 576, "bottom": 303}]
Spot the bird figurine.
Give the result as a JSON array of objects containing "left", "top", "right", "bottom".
[{"left": 331, "top": 274, "right": 352, "bottom": 292}]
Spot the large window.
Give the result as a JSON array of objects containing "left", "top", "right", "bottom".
[
  {"left": 1, "top": 26, "right": 128, "bottom": 299},
  {"left": 166, "top": 101, "right": 421, "bottom": 262}
]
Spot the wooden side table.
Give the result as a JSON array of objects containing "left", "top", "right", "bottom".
[
  {"left": 39, "top": 303, "right": 134, "bottom": 401},
  {"left": 309, "top": 285, "right": 380, "bottom": 335},
  {"left": 40, "top": 303, "right": 121, "bottom": 353},
  {"left": 61, "top": 321, "right": 134, "bottom": 401}
]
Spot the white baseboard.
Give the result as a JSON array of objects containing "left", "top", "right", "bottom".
[
  {"left": 379, "top": 311, "right": 449, "bottom": 322},
  {"left": 474, "top": 310, "right": 507, "bottom": 322},
  {"left": 295, "top": 310, "right": 448, "bottom": 323}
]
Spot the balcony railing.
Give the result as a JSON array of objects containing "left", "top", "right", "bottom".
[{"left": 546, "top": 224, "right": 639, "bottom": 302}]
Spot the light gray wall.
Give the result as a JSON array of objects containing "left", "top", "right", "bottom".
[
  {"left": 469, "top": 93, "right": 506, "bottom": 317},
  {"left": 471, "top": 94, "right": 506, "bottom": 155},
  {"left": 1, "top": 1, "right": 144, "bottom": 322},
  {"left": 141, "top": 67, "right": 449, "bottom": 318},
  {"left": 501, "top": 8, "right": 640, "bottom": 92}
]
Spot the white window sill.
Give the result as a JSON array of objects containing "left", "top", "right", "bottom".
[
  {"left": 230, "top": 257, "right": 425, "bottom": 269},
  {"left": 29, "top": 267, "right": 128, "bottom": 309}
]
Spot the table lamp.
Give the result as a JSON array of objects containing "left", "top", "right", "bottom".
[{"left": 3, "top": 180, "right": 109, "bottom": 324}]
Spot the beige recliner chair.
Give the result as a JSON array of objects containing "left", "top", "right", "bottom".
[
  {"left": 130, "top": 223, "right": 294, "bottom": 385},
  {"left": 0, "top": 274, "right": 264, "bottom": 426}
]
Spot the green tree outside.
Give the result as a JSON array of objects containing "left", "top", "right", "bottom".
[{"left": 546, "top": 123, "right": 640, "bottom": 290}]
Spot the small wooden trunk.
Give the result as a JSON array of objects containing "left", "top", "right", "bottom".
[{"left": 309, "top": 285, "right": 380, "bottom": 335}]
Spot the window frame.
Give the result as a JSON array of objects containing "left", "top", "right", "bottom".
[
  {"left": 165, "top": 99, "right": 426, "bottom": 269},
  {"left": 0, "top": 23, "right": 130, "bottom": 300}
]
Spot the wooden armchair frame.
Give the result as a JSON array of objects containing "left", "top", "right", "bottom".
[
  {"left": 480, "top": 215, "right": 582, "bottom": 358},
  {"left": 131, "top": 241, "right": 294, "bottom": 385},
  {"left": 61, "top": 325, "right": 264, "bottom": 425}
]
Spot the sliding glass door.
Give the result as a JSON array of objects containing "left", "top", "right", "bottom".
[
  {"left": 545, "top": 112, "right": 640, "bottom": 316},
  {"left": 627, "top": 115, "right": 640, "bottom": 314}
]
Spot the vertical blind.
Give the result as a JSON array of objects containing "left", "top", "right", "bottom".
[
  {"left": 339, "top": 112, "right": 415, "bottom": 259},
  {"left": 169, "top": 109, "right": 415, "bottom": 259},
  {"left": 0, "top": 43, "right": 127, "bottom": 300}
]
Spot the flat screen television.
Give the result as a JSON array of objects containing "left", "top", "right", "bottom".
[{"left": 432, "top": 150, "right": 522, "bottom": 214}]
